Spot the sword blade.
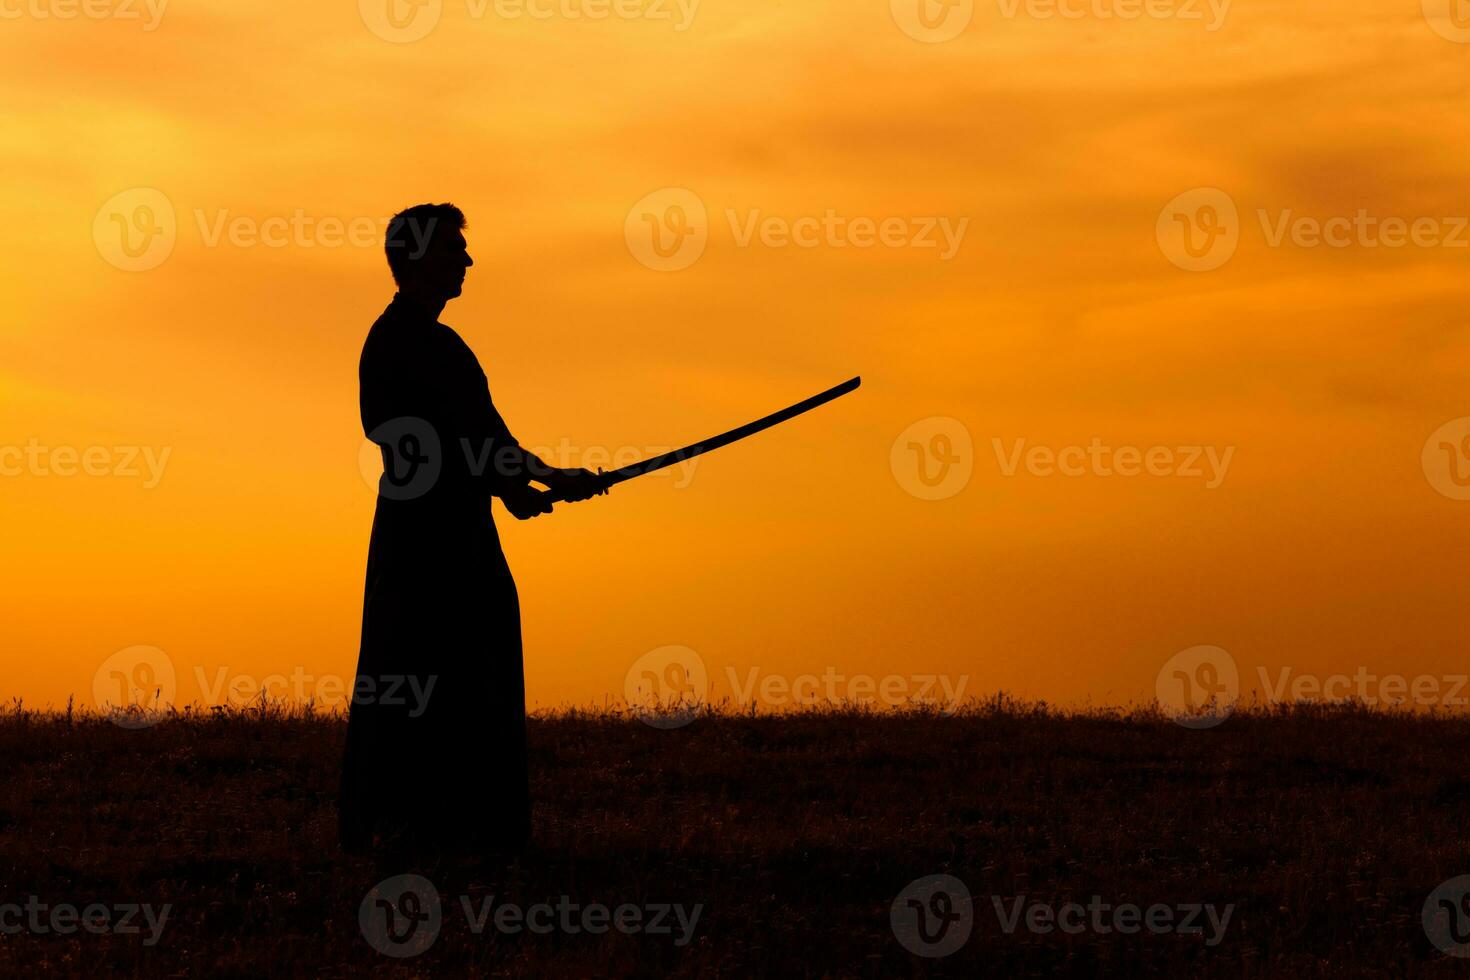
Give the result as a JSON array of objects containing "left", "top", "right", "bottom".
[{"left": 554, "top": 376, "right": 861, "bottom": 500}]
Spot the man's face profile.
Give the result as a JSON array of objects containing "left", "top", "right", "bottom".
[{"left": 410, "top": 225, "right": 473, "bottom": 301}]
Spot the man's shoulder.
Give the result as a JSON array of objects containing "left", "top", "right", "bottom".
[
  {"left": 358, "top": 297, "right": 481, "bottom": 376},
  {"left": 366, "top": 295, "right": 413, "bottom": 335},
  {"left": 361, "top": 298, "right": 422, "bottom": 363},
  {"left": 435, "top": 322, "right": 474, "bottom": 355}
]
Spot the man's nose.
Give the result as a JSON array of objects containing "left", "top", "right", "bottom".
[{"left": 464, "top": 253, "right": 474, "bottom": 268}]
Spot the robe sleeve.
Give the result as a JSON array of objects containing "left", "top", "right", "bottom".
[
  {"left": 359, "top": 328, "right": 435, "bottom": 441},
  {"left": 473, "top": 386, "right": 539, "bottom": 496}
]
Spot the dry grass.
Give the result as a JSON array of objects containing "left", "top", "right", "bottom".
[{"left": 1, "top": 696, "right": 1469, "bottom": 976}]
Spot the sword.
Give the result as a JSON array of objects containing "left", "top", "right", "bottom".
[{"left": 542, "top": 376, "right": 862, "bottom": 502}]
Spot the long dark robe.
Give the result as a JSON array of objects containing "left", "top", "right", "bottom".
[{"left": 339, "top": 293, "right": 533, "bottom": 855}]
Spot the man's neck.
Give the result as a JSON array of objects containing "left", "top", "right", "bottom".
[{"left": 397, "top": 286, "right": 447, "bottom": 322}]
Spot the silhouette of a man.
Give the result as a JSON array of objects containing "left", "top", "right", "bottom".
[{"left": 339, "top": 203, "right": 603, "bottom": 857}]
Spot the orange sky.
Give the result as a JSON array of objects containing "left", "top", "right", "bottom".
[{"left": 4, "top": 0, "right": 1470, "bottom": 715}]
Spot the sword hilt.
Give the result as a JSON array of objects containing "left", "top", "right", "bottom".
[{"left": 537, "top": 467, "right": 612, "bottom": 506}]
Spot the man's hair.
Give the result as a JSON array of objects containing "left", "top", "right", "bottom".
[{"left": 384, "top": 203, "right": 465, "bottom": 285}]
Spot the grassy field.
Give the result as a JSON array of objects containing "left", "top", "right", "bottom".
[{"left": 3, "top": 697, "right": 1470, "bottom": 976}]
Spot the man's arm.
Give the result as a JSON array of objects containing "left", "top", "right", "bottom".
[
  {"left": 472, "top": 422, "right": 557, "bottom": 520},
  {"left": 476, "top": 417, "right": 606, "bottom": 517}
]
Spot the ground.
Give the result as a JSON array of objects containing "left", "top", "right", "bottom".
[{"left": 2, "top": 698, "right": 1469, "bottom": 976}]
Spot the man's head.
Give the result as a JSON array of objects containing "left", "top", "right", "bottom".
[{"left": 385, "top": 203, "right": 472, "bottom": 301}]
